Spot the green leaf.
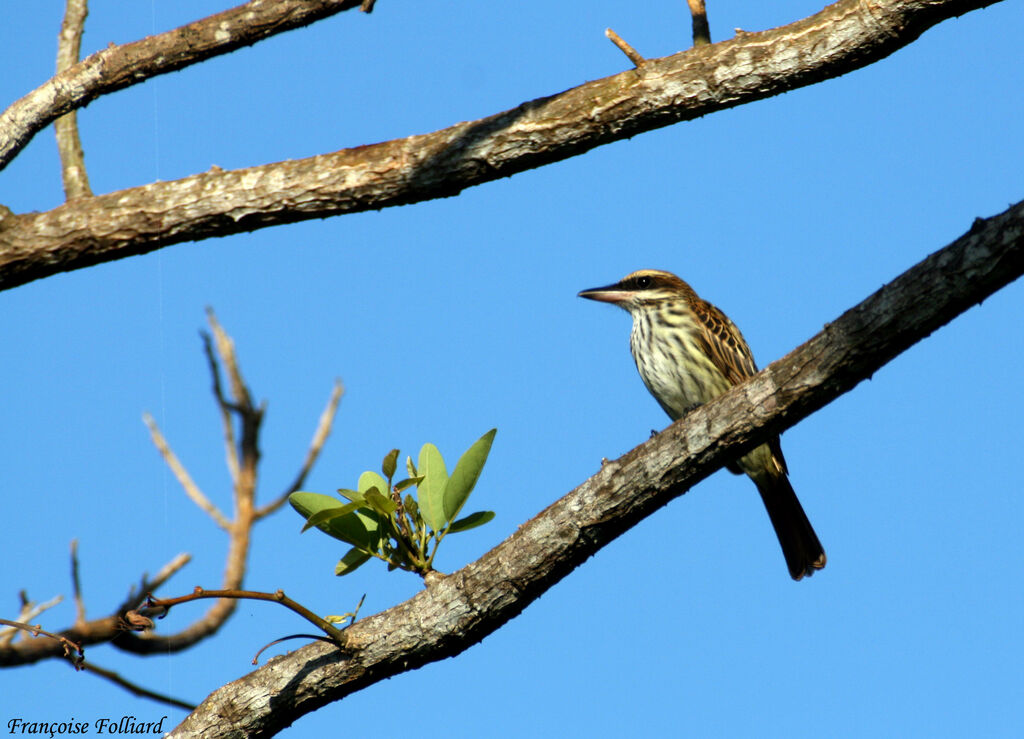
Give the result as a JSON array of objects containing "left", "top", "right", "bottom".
[
  {"left": 364, "top": 486, "right": 397, "bottom": 516},
  {"left": 394, "top": 476, "right": 424, "bottom": 493},
  {"left": 290, "top": 492, "right": 374, "bottom": 548},
  {"left": 442, "top": 429, "right": 496, "bottom": 525},
  {"left": 337, "top": 488, "right": 365, "bottom": 505},
  {"left": 381, "top": 448, "right": 399, "bottom": 480},
  {"left": 300, "top": 501, "right": 361, "bottom": 533},
  {"left": 358, "top": 470, "right": 389, "bottom": 497},
  {"left": 335, "top": 547, "right": 372, "bottom": 576},
  {"left": 417, "top": 443, "right": 448, "bottom": 532},
  {"left": 447, "top": 510, "right": 496, "bottom": 534},
  {"left": 406, "top": 455, "right": 418, "bottom": 479}
]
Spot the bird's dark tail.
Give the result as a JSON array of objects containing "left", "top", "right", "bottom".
[{"left": 755, "top": 473, "right": 826, "bottom": 581}]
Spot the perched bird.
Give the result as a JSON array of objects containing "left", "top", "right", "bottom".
[{"left": 578, "top": 269, "right": 825, "bottom": 580}]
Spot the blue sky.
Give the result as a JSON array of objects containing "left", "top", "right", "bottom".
[{"left": 2, "top": 1, "right": 1022, "bottom": 736}]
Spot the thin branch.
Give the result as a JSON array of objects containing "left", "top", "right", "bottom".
[
  {"left": 0, "top": 0, "right": 370, "bottom": 172},
  {"left": 258, "top": 379, "right": 344, "bottom": 519},
  {"left": 686, "top": 0, "right": 711, "bottom": 46},
  {"left": 143, "top": 413, "right": 230, "bottom": 530},
  {"left": 168, "top": 200, "right": 1024, "bottom": 737},
  {"left": 116, "top": 316, "right": 263, "bottom": 655},
  {"left": 206, "top": 308, "right": 252, "bottom": 413},
  {"left": 201, "top": 329, "right": 240, "bottom": 485},
  {"left": 0, "top": 619, "right": 83, "bottom": 666},
  {"left": 117, "top": 552, "right": 193, "bottom": 613},
  {"left": 81, "top": 662, "right": 196, "bottom": 711},
  {"left": 146, "top": 587, "right": 346, "bottom": 645},
  {"left": 2, "top": 313, "right": 336, "bottom": 666},
  {"left": 605, "top": 28, "right": 647, "bottom": 68},
  {"left": 54, "top": 0, "right": 92, "bottom": 200},
  {"left": 70, "top": 539, "right": 86, "bottom": 626},
  {"left": 0, "top": 594, "right": 63, "bottom": 647},
  {"left": 0, "top": 0, "right": 1003, "bottom": 293},
  {"left": 0, "top": 551, "right": 190, "bottom": 666}
]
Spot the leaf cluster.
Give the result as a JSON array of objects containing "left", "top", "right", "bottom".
[{"left": 289, "top": 429, "right": 497, "bottom": 577}]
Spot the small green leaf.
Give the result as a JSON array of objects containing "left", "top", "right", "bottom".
[
  {"left": 300, "top": 501, "right": 361, "bottom": 533},
  {"left": 335, "top": 547, "right": 372, "bottom": 576},
  {"left": 358, "top": 470, "right": 389, "bottom": 497},
  {"left": 290, "top": 492, "right": 374, "bottom": 548},
  {"left": 406, "top": 455, "right": 418, "bottom": 478},
  {"left": 447, "top": 510, "right": 496, "bottom": 534},
  {"left": 442, "top": 429, "right": 496, "bottom": 525},
  {"left": 337, "top": 488, "right": 365, "bottom": 505},
  {"left": 394, "top": 476, "right": 424, "bottom": 493},
  {"left": 382, "top": 448, "right": 399, "bottom": 480},
  {"left": 364, "top": 486, "right": 397, "bottom": 516},
  {"left": 417, "top": 443, "right": 448, "bottom": 532}
]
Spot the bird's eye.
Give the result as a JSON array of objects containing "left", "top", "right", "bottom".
[{"left": 635, "top": 276, "right": 651, "bottom": 288}]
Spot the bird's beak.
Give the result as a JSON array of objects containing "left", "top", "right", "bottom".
[{"left": 578, "top": 283, "right": 629, "bottom": 304}]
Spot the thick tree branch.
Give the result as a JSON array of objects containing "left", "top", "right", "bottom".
[
  {"left": 168, "top": 200, "right": 1024, "bottom": 738},
  {"left": 0, "top": 0, "right": 1002, "bottom": 293},
  {"left": 0, "top": 0, "right": 369, "bottom": 172}
]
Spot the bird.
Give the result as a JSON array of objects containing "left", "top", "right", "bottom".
[{"left": 578, "top": 269, "right": 825, "bottom": 580}]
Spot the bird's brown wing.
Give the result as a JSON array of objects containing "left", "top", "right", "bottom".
[
  {"left": 693, "top": 298, "right": 789, "bottom": 476},
  {"left": 692, "top": 299, "right": 758, "bottom": 385}
]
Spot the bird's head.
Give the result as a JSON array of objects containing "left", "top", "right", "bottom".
[{"left": 577, "top": 269, "right": 695, "bottom": 312}]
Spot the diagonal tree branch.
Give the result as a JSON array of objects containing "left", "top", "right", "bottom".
[
  {"left": 0, "top": 0, "right": 1003, "bottom": 293},
  {"left": 168, "top": 200, "right": 1024, "bottom": 738},
  {"left": 0, "top": 0, "right": 370, "bottom": 172}
]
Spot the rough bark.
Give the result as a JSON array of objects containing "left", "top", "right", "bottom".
[
  {"left": 0, "top": 0, "right": 1002, "bottom": 292},
  {"left": 0, "top": 0, "right": 367, "bottom": 172},
  {"left": 168, "top": 200, "right": 1024, "bottom": 738}
]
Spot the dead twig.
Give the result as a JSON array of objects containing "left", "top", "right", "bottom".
[
  {"left": 54, "top": 0, "right": 92, "bottom": 199},
  {"left": 605, "top": 28, "right": 646, "bottom": 68},
  {"left": 258, "top": 379, "right": 344, "bottom": 518},
  {"left": 81, "top": 662, "right": 196, "bottom": 711},
  {"left": 143, "top": 413, "right": 230, "bottom": 530}
]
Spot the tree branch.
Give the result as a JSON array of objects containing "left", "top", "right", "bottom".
[
  {"left": 0, "top": 312, "right": 341, "bottom": 667},
  {"left": 54, "top": 0, "right": 92, "bottom": 200},
  {"left": 168, "top": 200, "right": 1024, "bottom": 737},
  {"left": 0, "top": 0, "right": 370, "bottom": 172},
  {"left": 0, "top": 0, "right": 1003, "bottom": 293},
  {"left": 257, "top": 379, "right": 344, "bottom": 519},
  {"left": 143, "top": 413, "right": 231, "bottom": 530}
]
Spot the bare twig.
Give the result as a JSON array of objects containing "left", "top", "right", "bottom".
[
  {"left": 143, "top": 413, "right": 230, "bottom": 530},
  {"left": 115, "top": 315, "right": 264, "bottom": 655},
  {"left": 258, "top": 379, "right": 344, "bottom": 518},
  {"left": 201, "top": 330, "right": 240, "bottom": 485},
  {"left": 686, "top": 0, "right": 711, "bottom": 46},
  {"left": 147, "top": 586, "right": 347, "bottom": 645},
  {"left": 0, "top": 618, "right": 83, "bottom": 666},
  {"left": 81, "top": 662, "right": 196, "bottom": 711},
  {"left": 118, "top": 552, "right": 193, "bottom": 613},
  {"left": 0, "top": 593, "right": 63, "bottom": 647},
  {"left": 70, "top": 539, "right": 86, "bottom": 626},
  {"left": 605, "top": 28, "right": 647, "bottom": 68},
  {"left": 54, "top": 0, "right": 92, "bottom": 200},
  {"left": 3, "top": 315, "right": 338, "bottom": 667},
  {"left": 0, "top": 552, "right": 190, "bottom": 665}
]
